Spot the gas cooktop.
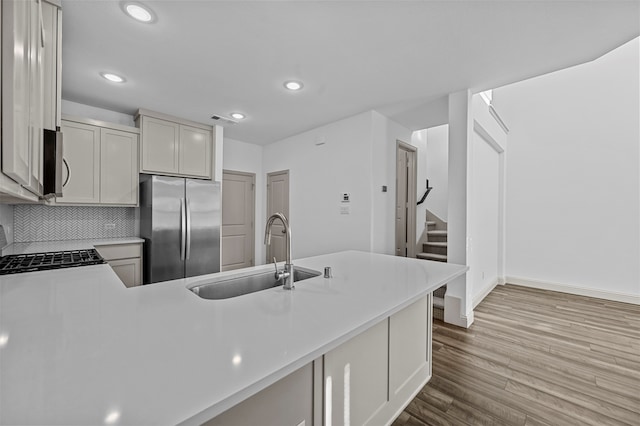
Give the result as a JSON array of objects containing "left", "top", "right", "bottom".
[{"left": 0, "top": 249, "right": 106, "bottom": 275}]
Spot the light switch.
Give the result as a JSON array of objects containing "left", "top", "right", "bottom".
[{"left": 341, "top": 193, "right": 350, "bottom": 202}]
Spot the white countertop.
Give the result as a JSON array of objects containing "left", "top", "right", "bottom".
[
  {"left": 0, "top": 250, "right": 467, "bottom": 425},
  {"left": 2, "top": 237, "right": 144, "bottom": 255}
]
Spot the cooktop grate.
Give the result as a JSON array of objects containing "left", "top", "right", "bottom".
[{"left": 0, "top": 249, "right": 106, "bottom": 275}]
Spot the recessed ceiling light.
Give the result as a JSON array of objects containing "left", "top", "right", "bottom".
[
  {"left": 100, "top": 72, "right": 125, "bottom": 83},
  {"left": 123, "top": 2, "right": 154, "bottom": 23},
  {"left": 284, "top": 81, "right": 303, "bottom": 91},
  {"left": 230, "top": 112, "right": 245, "bottom": 120}
]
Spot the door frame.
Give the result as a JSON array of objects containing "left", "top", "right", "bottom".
[
  {"left": 266, "top": 169, "right": 290, "bottom": 263},
  {"left": 222, "top": 169, "right": 256, "bottom": 270},
  {"left": 396, "top": 141, "right": 417, "bottom": 258}
]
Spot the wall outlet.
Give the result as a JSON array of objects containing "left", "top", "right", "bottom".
[{"left": 104, "top": 223, "right": 116, "bottom": 230}]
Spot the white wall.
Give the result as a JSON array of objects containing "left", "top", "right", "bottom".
[
  {"left": 445, "top": 91, "right": 508, "bottom": 327},
  {"left": 263, "top": 112, "right": 373, "bottom": 258},
  {"left": 61, "top": 100, "right": 135, "bottom": 126},
  {"left": 263, "top": 110, "right": 412, "bottom": 259},
  {"left": 223, "top": 138, "right": 265, "bottom": 265},
  {"left": 469, "top": 128, "right": 501, "bottom": 302},
  {"left": 371, "top": 111, "right": 414, "bottom": 254},
  {"left": 425, "top": 125, "right": 449, "bottom": 221},
  {"left": 494, "top": 37, "right": 640, "bottom": 301}
]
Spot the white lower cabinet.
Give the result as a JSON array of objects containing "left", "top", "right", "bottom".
[
  {"left": 207, "top": 294, "right": 432, "bottom": 426},
  {"left": 95, "top": 243, "right": 143, "bottom": 288},
  {"left": 325, "top": 319, "right": 389, "bottom": 426},
  {"left": 204, "top": 363, "right": 313, "bottom": 426},
  {"left": 56, "top": 117, "right": 138, "bottom": 206},
  {"left": 389, "top": 296, "right": 429, "bottom": 398}
]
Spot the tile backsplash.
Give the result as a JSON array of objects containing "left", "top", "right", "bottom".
[{"left": 14, "top": 205, "right": 137, "bottom": 242}]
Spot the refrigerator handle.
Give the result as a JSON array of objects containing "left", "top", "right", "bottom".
[
  {"left": 180, "top": 198, "right": 186, "bottom": 261},
  {"left": 186, "top": 198, "right": 192, "bottom": 260}
]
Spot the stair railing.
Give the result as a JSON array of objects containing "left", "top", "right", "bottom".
[{"left": 417, "top": 179, "right": 433, "bottom": 206}]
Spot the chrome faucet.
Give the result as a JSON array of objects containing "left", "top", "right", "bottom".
[{"left": 264, "top": 212, "right": 294, "bottom": 290}]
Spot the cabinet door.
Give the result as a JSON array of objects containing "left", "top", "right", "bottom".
[
  {"left": 26, "top": 0, "right": 44, "bottom": 196},
  {"left": 389, "top": 296, "right": 428, "bottom": 398},
  {"left": 205, "top": 363, "right": 313, "bottom": 426},
  {"left": 141, "top": 116, "right": 179, "bottom": 174},
  {"left": 109, "top": 258, "right": 141, "bottom": 288},
  {"left": 57, "top": 121, "right": 100, "bottom": 204},
  {"left": 324, "top": 319, "right": 389, "bottom": 426},
  {"left": 41, "top": 0, "right": 61, "bottom": 131},
  {"left": 179, "top": 124, "right": 211, "bottom": 177},
  {"left": 100, "top": 128, "right": 138, "bottom": 205},
  {"left": 2, "top": 0, "right": 32, "bottom": 187}
]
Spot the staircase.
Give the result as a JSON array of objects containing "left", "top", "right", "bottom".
[{"left": 416, "top": 213, "right": 448, "bottom": 321}]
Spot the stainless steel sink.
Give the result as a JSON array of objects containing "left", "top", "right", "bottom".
[{"left": 188, "top": 266, "right": 321, "bottom": 300}]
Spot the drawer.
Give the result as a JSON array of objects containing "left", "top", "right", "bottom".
[{"left": 95, "top": 243, "right": 142, "bottom": 261}]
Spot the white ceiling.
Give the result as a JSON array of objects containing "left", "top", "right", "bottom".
[{"left": 61, "top": 1, "right": 639, "bottom": 145}]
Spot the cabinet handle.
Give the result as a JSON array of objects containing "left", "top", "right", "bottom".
[{"left": 62, "top": 158, "right": 70, "bottom": 187}]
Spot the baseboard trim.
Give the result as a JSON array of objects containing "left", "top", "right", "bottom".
[
  {"left": 473, "top": 278, "right": 499, "bottom": 309},
  {"left": 443, "top": 294, "right": 474, "bottom": 328},
  {"left": 506, "top": 276, "right": 640, "bottom": 305}
]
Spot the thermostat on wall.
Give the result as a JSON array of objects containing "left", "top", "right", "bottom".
[{"left": 341, "top": 193, "right": 350, "bottom": 202}]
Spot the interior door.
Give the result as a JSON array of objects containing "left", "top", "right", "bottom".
[
  {"left": 266, "top": 170, "right": 289, "bottom": 263},
  {"left": 396, "top": 141, "right": 417, "bottom": 257},
  {"left": 221, "top": 170, "right": 255, "bottom": 271}
]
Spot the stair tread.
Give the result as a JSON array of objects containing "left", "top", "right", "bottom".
[
  {"left": 433, "top": 296, "right": 445, "bottom": 309},
  {"left": 416, "top": 252, "right": 448, "bottom": 261},
  {"left": 426, "top": 221, "right": 437, "bottom": 226},
  {"left": 424, "top": 242, "right": 448, "bottom": 247},
  {"left": 427, "top": 230, "right": 448, "bottom": 236}
]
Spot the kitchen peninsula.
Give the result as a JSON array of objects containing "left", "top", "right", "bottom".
[{"left": 0, "top": 251, "right": 467, "bottom": 425}]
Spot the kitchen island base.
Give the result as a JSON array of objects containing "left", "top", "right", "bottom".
[{"left": 205, "top": 294, "right": 431, "bottom": 426}]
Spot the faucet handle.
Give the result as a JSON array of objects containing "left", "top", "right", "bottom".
[{"left": 272, "top": 257, "right": 279, "bottom": 277}]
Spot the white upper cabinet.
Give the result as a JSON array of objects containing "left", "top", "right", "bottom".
[
  {"left": 2, "top": 0, "right": 39, "bottom": 189},
  {"left": 57, "top": 120, "right": 101, "bottom": 204},
  {"left": 100, "top": 128, "right": 138, "bottom": 205},
  {"left": 41, "top": 0, "right": 62, "bottom": 131},
  {"left": 1, "top": 0, "right": 61, "bottom": 201},
  {"left": 56, "top": 117, "right": 139, "bottom": 206},
  {"left": 136, "top": 109, "right": 215, "bottom": 179},
  {"left": 140, "top": 116, "right": 179, "bottom": 174},
  {"left": 179, "top": 124, "right": 211, "bottom": 177}
]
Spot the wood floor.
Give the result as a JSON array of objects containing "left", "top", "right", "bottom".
[{"left": 393, "top": 284, "right": 640, "bottom": 426}]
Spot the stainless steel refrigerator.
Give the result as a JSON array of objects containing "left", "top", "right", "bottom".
[{"left": 139, "top": 174, "right": 221, "bottom": 284}]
